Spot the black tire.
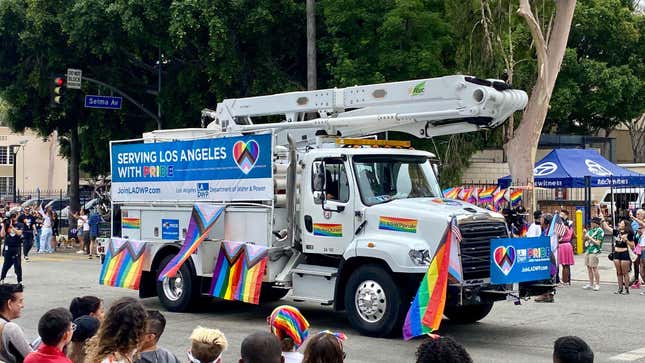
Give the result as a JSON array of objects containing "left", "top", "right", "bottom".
[
  {"left": 259, "top": 284, "right": 290, "bottom": 303},
  {"left": 156, "top": 254, "right": 198, "bottom": 312},
  {"left": 344, "top": 265, "right": 406, "bottom": 337},
  {"left": 443, "top": 303, "right": 494, "bottom": 324}
]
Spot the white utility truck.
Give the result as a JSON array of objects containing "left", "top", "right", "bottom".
[{"left": 109, "top": 75, "right": 549, "bottom": 337}]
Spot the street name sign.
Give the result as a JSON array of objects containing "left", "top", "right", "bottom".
[
  {"left": 66, "top": 68, "right": 82, "bottom": 89},
  {"left": 84, "top": 95, "right": 122, "bottom": 109}
]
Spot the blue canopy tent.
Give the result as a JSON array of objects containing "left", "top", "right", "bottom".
[{"left": 498, "top": 149, "right": 645, "bottom": 188}]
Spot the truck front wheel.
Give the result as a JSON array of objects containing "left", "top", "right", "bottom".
[
  {"left": 344, "top": 265, "right": 406, "bottom": 337},
  {"left": 156, "top": 255, "right": 197, "bottom": 312},
  {"left": 443, "top": 303, "right": 494, "bottom": 324}
]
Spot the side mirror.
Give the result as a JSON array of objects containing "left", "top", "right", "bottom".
[
  {"left": 313, "top": 191, "right": 324, "bottom": 204},
  {"left": 313, "top": 163, "right": 326, "bottom": 192}
]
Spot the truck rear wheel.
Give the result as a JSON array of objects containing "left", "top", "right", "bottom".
[
  {"left": 156, "top": 255, "right": 197, "bottom": 312},
  {"left": 344, "top": 265, "right": 406, "bottom": 337},
  {"left": 443, "top": 303, "right": 494, "bottom": 324}
]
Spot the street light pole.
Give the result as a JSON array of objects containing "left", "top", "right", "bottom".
[{"left": 10, "top": 144, "right": 19, "bottom": 203}]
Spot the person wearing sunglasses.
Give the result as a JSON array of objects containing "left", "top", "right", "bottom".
[
  {"left": 24, "top": 307, "right": 74, "bottom": 363},
  {"left": 302, "top": 331, "right": 347, "bottom": 363}
]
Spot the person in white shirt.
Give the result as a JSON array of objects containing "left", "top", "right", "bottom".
[{"left": 526, "top": 210, "right": 543, "bottom": 238}]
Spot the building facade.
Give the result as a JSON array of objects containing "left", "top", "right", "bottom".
[{"left": 0, "top": 127, "right": 68, "bottom": 202}]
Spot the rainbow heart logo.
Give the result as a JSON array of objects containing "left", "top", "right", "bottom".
[
  {"left": 493, "top": 246, "right": 516, "bottom": 276},
  {"left": 233, "top": 140, "right": 260, "bottom": 174}
]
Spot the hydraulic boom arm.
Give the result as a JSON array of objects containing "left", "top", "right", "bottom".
[{"left": 203, "top": 75, "right": 528, "bottom": 144}]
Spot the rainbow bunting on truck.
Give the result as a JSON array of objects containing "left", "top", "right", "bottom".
[
  {"left": 210, "top": 241, "right": 268, "bottom": 304},
  {"left": 99, "top": 238, "right": 148, "bottom": 290},
  {"left": 158, "top": 203, "right": 225, "bottom": 281}
]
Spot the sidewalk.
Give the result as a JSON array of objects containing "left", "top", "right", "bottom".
[{"left": 570, "top": 252, "right": 629, "bottom": 284}]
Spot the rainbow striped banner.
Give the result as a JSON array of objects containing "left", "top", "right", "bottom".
[
  {"left": 210, "top": 241, "right": 268, "bottom": 305},
  {"left": 313, "top": 223, "right": 343, "bottom": 237},
  {"left": 122, "top": 217, "right": 141, "bottom": 229},
  {"left": 99, "top": 238, "right": 148, "bottom": 290},
  {"left": 158, "top": 203, "right": 225, "bottom": 281},
  {"left": 378, "top": 216, "right": 417, "bottom": 234},
  {"left": 403, "top": 221, "right": 452, "bottom": 340}
]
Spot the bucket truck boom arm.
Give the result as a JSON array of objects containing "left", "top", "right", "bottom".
[{"left": 202, "top": 75, "right": 528, "bottom": 144}]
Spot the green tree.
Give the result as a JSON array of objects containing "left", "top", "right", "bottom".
[{"left": 547, "top": 0, "right": 644, "bottom": 139}]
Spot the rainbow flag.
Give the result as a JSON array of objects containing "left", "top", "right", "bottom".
[
  {"left": 493, "top": 187, "right": 506, "bottom": 206},
  {"left": 519, "top": 223, "right": 528, "bottom": 237},
  {"left": 443, "top": 187, "right": 460, "bottom": 199},
  {"left": 478, "top": 187, "right": 496, "bottom": 204},
  {"left": 403, "top": 222, "right": 452, "bottom": 340},
  {"left": 158, "top": 203, "right": 225, "bottom": 281},
  {"left": 447, "top": 218, "right": 463, "bottom": 283},
  {"left": 122, "top": 217, "right": 141, "bottom": 229},
  {"left": 458, "top": 187, "right": 473, "bottom": 201},
  {"left": 467, "top": 187, "right": 479, "bottom": 204},
  {"left": 510, "top": 190, "right": 522, "bottom": 206},
  {"left": 210, "top": 241, "right": 268, "bottom": 304},
  {"left": 99, "top": 238, "right": 148, "bottom": 290}
]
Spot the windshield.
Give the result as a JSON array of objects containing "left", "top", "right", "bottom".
[{"left": 353, "top": 155, "right": 441, "bottom": 206}]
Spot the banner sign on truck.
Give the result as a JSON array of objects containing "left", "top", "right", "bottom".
[
  {"left": 111, "top": 134, "right": 273, "bottom": 202},
  {"left": 490, "top": 237, "right": 552, "bottom": 284}
]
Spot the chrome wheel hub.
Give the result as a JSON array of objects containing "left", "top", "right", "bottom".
[
  {"left": 162, "top": 271, "right": 184, "bottom": 302},
  {"left": 355, "top": 280, "right": 387, "bottom": 323}
]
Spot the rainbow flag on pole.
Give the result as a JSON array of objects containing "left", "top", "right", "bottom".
[
  {"left": 443, "top": 187, "right": 460, "bottom": 199},
  {"left": 210, "top": 241, "right": 269, "bottom": 304},
  {"left": 493, "top": 187, "right": 507, "bottom": 209},
  {"left": 403, "top": 221, "right": 452, "bottom": 340},
  {"left": 510, "top": 190, "right": 522, "bottom": 206},
  {"left": 478, "top": 186, "right": 496, "bottom": 204},
  {"left": 99, "top": 238, "right": 148, "bottom": 290},
  {"left": 158, "top": 203, "right": 225, "bottom": 281}
]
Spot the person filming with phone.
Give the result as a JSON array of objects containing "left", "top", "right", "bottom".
[{"left": 0, "top": 211, "right": 24, "bottom": 285}]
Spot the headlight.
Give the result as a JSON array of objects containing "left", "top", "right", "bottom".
[{"left": 408, "top": 249, "right": 431, "bottom": 265}]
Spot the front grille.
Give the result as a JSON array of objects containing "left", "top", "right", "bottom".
[{"left": 459, "top": 221, "right": 508, "bottom": 280}]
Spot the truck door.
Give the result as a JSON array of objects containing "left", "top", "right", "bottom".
[{"left": 301, "top": 158, "right": 355, "bottom": 255}]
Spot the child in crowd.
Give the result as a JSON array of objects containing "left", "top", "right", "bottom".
[
  {"left": 66, "top": 315, "right": 100, "bottom": 363},
  {"left": 553, "top": 336, "right": 594, "bottom": 363},
  {"left": 415, "top": 335, "right": 472, "bottom": 363},
  {"left": 135, "top": 310, "right": 180, "bottom": 363},
  {"left": 84, "top": 297, "right": 147, "bottom": 363},
  {"left": 69, "top": 296, "right": 103, "bottom": 321},
  {"left": 302, "top": 331, "right": 347, "bottom": 363},
  {"left": 24, "top": 308, "right": 73, "bottom": 363},
  {"left": 269, "top": 305, "right": 310, "bottom": 363},
  {"left": 188, "top": 326, "right": 228, "bottom": 363}
]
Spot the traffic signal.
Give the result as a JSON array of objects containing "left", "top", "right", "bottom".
[{"left": 51, "top": 76, "right": 66, "bottom": 107}]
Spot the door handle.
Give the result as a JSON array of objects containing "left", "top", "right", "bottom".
[{"left": 304, "top": 215, "right": 313, "bottom": 233}]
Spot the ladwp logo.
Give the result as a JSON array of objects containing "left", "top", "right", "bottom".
[{"left": 197, "top": 183, "right": 209, "bottom": 198}]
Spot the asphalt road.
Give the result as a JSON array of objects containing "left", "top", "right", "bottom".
[{"left": 6, "top": 250, "right": 645, "bottom": 363}]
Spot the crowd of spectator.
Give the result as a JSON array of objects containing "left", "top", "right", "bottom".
[{"left": 0, "top": 283, "right": 595, "bottom": 363}]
